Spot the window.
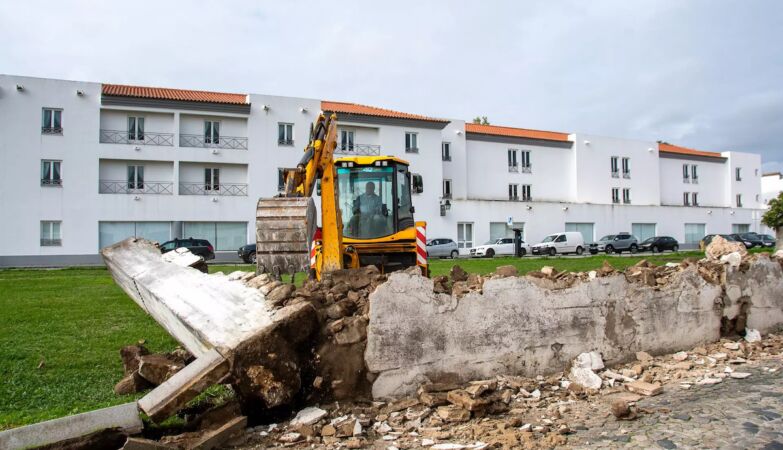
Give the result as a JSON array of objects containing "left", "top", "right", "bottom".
[
  {"left": 204, "top": 168, "right": 220, "bottom": 191},
  {"left": 732, "top": 224, "right": 750, "bottom": 234},
  {"left": 755, "top": 169, "right": 759, "bottom": 176},
  {"left": 128, "top": 116, "right": 145, "bottom": 141},
  {"left": 183, "top": 222, "right": 247, "bottom": 251},
  {"left": 682, "top": 164, "right": 690, "bottom": 182},
  {"left": 340, "top": 130, "right": 355, "bottom": 151},
  {"left": 442, "top": 179, "right": 452, "bottom": 199},
  {"left": 204, "top": 121, "right": 220, "bottom": 145},
  {"left": 684, "top": 223, "right": 706, "bottom": 245},
  {"left": 565, "top": 222, "right": 594, "bottom": 244},
  {"left": 127, "top": 165, "right": 144, "bottom": 190},
  {"left": 99, "top": 222, "right": 172, "bottom": 249},
  {"left": 520, "top": 150, "right": 531, "bottom": 172},
  {"left": 41, "top": 160, "right": 62, "bottom": 186},
  {"left": 736, "top": 167, "right": 742, "bottom": 181},
  {"left": 692, "top": 192, "right": 699, "bottom": 206},
  {"left": 405, "top": 132, "right": 418, "bottom": 153},
  {"left": 691, "top": 165, "right": 698, "bottom": 183},
  {"left": 457, "top": 222, "right": 473, "bottom": 249},
  {"left": 279, "top": 123, "right": 294, "bottom": 145},
  {"left": 631, "top": 223, "right": 656, "bottom": 242},
  {"left": 610, "top": 156, "right": 619, "bottom": 177},
  {"left": 623, "top": 188, "right": 631, "bottom": 204},
  {"left": 441, "top": 142, "right": 451, "bottom": 161},
  {"left": 508, "top": 184, "right": 518, "bottom": 201},
  {"left": 507, "top": 149, "right": 518, "bottom": 171},
  {"left": 41, "top": 108, "right": 62, "bottom": 134},
  {"left": 612, "top": 188, "right": 620, "bottom": 204},
  {"left": 683, "top": 192, "right": 690, "bottom": 206},
  {"left": 490, "top": 222, "right": 525, "bottom": 241},
  {"left": 40, "top": 221, "right": 61, "bottom": 246},
  {"left": 736, "top": 194, "right": 743, "bottom": 207},
  {"left": 622, "top": 157, "right": 630, "bottom": 178},
  {"left": 521, "top": 184, "right": 531, "bottom": 201}
]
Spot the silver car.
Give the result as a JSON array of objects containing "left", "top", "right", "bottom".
[{"left": 427, "top": 238, "right": 459, "bottom": 259}]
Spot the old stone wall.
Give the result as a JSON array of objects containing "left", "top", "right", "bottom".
[{"left": 365, "top": 257, "right": 783, "bottom": 399}]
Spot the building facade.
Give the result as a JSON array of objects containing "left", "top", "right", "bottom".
[{"left": 0, "top": 75, "right": 766, "bottom": 266}]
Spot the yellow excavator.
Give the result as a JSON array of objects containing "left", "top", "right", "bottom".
[{"left": 255, "top": 113, "right": 428, "bottom": 279}]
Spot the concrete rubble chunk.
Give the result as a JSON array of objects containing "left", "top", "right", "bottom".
[
  {"left": 720, "top": 252, "right": 742, "bottom": 268},
  {"left": 745, "top": 328, "right": 762, "bottom": 342},
  {"left": 625, "top": 380, "right": 663, "bottom": 396},
  {"left": 138, "top": 354, "right": 185, "bottom": 385},
  {"left": 672, "top": 351, "right": 688, "bottom": 361},
  {"left": 706, "top": 235, "right": 748, "bottom": 261},
  {"left": 569, "top": 367, "right": 602, "bottom": 390},
  {"left": 573, "top": 351, "right": 605, "bottom": 370},
  {"left": 290, "top": 406, "right": 328, "bottom": 426}
]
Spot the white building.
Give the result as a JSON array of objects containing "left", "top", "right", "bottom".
[{"left": 0, "top": 74, "right": 765, "bottom": 266}]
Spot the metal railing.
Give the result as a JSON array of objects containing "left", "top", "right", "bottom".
[
  {"left": 692, "top": 177, "right": 699, "bottom": 184},
  {"left": 623, "top": 171, "right": 631, "bottom": 179},
  {"left": 521, "top": 165, "right": 532, "bottom": 173},
  {"left": 99, "top": 129, "right": 174, "bottom": 146},
  {"left": 509, "top": 195, "right": 519, "bottom": 201},
  {"left": 41, "top": 179, "right": 62, "bottom": 186},
  {"left": 522, "top": 196, "right": 532, "bottom": 202},
  {"left": 99, "top": 180, "right": 173, "bottom": 194},
  {"left": 278, "top": 139, "right": 294, "bottom": 146},
  {"left": 611, "top": 171, "right": 619, "bottom": 178},
  {"left": 405, "top": 147, "right": 419, "bottom": 154},
  {"left": 41, "top": 127, "right": 63, "bottom": 135},
  {"left": 683, "top": 177, "right": 691, "bottom": 183},
  {"left": 442, "top": 155, "right": 452, "bottom": 162},
  {"left": 179, "top": 182, "right": 248, "bottom": 196},
  {"left": 334, "top": 143, "right": 381, "bottom": 156},
  {"left": 40, "top": 238, "right": 62, "bottom": 246},
  {"left": 508, "top": 164, "right": 519, "bottom": 173},
  {"left": 179, "top": 134, "right": 248, "bottom": 150}
]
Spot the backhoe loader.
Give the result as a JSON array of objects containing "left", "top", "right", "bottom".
[{"left": 255, "top": 113, "right": 427, "bottom": 279}]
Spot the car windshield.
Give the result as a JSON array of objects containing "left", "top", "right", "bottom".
[
  {"left": 495, "top": 239, "right": 506, "bottom": 244},
  {"left": 541, "top": 235, "right": 557, "bottom": 243},
  {"left": 599, "top": 235, "right": 615, "bottom": 241},
  {"left": 641, "top": 237, "right": 656, "bottom": 244}
]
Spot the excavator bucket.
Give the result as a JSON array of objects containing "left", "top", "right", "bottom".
[{"left": 255, "top": 197, "right": 317, "bottom": 277}]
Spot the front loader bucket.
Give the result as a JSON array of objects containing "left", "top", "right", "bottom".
[{"left": 255, "top": 197, "right": 317, "bottom": 276}]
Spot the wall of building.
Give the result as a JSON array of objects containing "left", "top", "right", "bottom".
[{"left": 659, "top": 156, "right": 727, "bottom": 207}]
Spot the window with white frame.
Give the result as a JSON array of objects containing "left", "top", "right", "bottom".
[
  {"left": 457, "top": 222, "right": 473, "bottom": 249},
  {"left": 520, "top": 150, "right": 531, "bottom": 172},
  {"left": 692, "top": 192, "right": 699, "bottom": 206},
  {"left": 521, "top": 184, "right": 531, "bottom": 201},
  {"left": 622, "top": 157, "right": 630, "bottom": 178},
  {"left": 691, "top": 165, "right": 698, "bottom": 183},
  {"left": 41, "top": 160, "right": 62, "bottom": 186},
  {"left": 40, "top": 221, "right": 61, "bottom": 246},
  {"left": 127, "top": 165, "right": 144, "bottom": 190},
  {"left": 684, "top": 223, "right": 705, "bottom": 244},
  {"left": 507, "top": 149, "right": 518, "bottom": 171},
  {"left": 405, "top": 132, "right": 418, "bottom": 153},
  {"left": 128, "top": 116, "right": 145, "bottom": 141},
  {"left": 610, "top": 156, "right": 619, "bottom": 177},
  {"left": 508, "top": 184, "right": 518, "bottom": 200},
  {"left": 683, "top": 192, "right": 690, "bottom": 206},
  {"left": 41, "top": 108, "right": 63, "bottom": 134},
  {"left": 204, "top": 120, "right": 220, "bottom": 144},
  {"left": 441, "top": 142, "right": 451, "bottom": 161},
  {"left": 622, "top": 188, "right": 631, "bottom": 204},
  {"left": 278, "top": 123, "right": 294, "bottom": 145},
  {"left": 736, "top": 194, "right": 743, "bottom": 207},
  {"left": 442, "top": 179, "right": 452, "bottom": 198},
  {"left": 736, "top": 167, "right": 742, "bottom": 181},
  {"left": 612, "top": 188, "right": 620, "bottom": 204},
  {"left": 682, "top": 164, "right": 690, "bottom": 182},
  {"left": 340, "top": 130, "right": 354, "bottom": 151},
  {"left": 204, "top": 168, "right": 220, "bottom": 191},
  {"left": 732, "top": 224, "right": 750, "bottom": 234}
]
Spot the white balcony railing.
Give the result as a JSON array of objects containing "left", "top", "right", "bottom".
[
  {"left": 335, "top": 143, "right": 381, "bottom": 156},
  {"left": 100, "top": 129, "right": 174, "bottom": 146},
  {"left": 99, "top": 180, "right": 173, "bottom": 194},
  {"left": 179, "top": 182, "right": 248, "bottom": 196},
  {"left": 179, "top": 134, "right": 248, "bottom": 150}
]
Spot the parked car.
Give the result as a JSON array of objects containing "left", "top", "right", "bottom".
[
  {"left": 427, "top": 238, "right": 460, "bottom": 259},
  {"left": 470, "top": 237, "right": 530, "bottom": 257},
  {"left": 737, "top": 232, "right": 764, "bottom": 249},
  {"left": 700, "top": 234, "right": 742, "bottom": 250},
  {"left": 238, "top": 243, "right": 257, "bottom": 263},
  {"left": 159, "top": 238, "right": 215, "bottom": 260},
  {"left": 531, "top": 232, "right": 585, "bottom": 256},
  {"left": 638, "top": 236, "right": 679, "bottom": 253},
  {"left": 589, "top": 233, "right": 638, "bottom": 254},
  {"left": 759, "top": 234, "right": 777, "bottom": 248}
]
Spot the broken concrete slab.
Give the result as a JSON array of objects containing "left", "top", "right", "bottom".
[
  {"left": 0, "top": 402, "right": 142, "bottom": 450},
  {"left": 625, "top": 380, "right": 663, "bottom": 396},
  {"left": 138, "top": 354, "right": 185, "bottom": 385},
  {"left": 123, "top": 437, "right": 177, "bottom": 449},
  {"left": 190, "top": 416, "right": 247, "bottom": 450}
]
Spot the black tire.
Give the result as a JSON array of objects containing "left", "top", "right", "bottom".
[
  {"left": 520, "top": 248, "right": 527, "bottom": 257},
  {"left": 605, "top": 245, "right": 614, "bottom": 254},
  {"left": 486, "top": 248, "right": 495, "bottom": 258},
  {"left": 630, "top": 244, "right": 638, "bottom": 254},
  {"left": 576, "top": 246, "right": 584, "bottom": 255},
  {"left": 450, "top": 250, "right": 459, "bottom": 259},
  {"left": 548, "top": 247, "right": 556, "bottom": 257},
  {"left": 672, "top": 244, "right": 679, "bottom": 252},
  {"left": 651, "top": 245, "right": 659, "bottom": 253}
]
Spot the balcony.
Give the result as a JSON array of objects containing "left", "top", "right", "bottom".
[
  {"left": 278, "top": 139, "right": 294, "bottom": 146},
  {"left": 99, "top": 180, "right": 173, "bottom": 195},
  {"left": 521, "top": 165, "right": 532, "bottom": 174},
  {"left": 41, "top": 127, "right": 63, "bottom": 135},
  {"left": 40, "top": 238, "right": 61, "bottom": 246},
  {"left": 100, "top": 129, "right": 174, "bottom": 146},
  {"left": 334, "top": 143, "right": 381, "bottom": 156},
  {"left": 442, "top": 155, "right": 452, "bottom": 162},
  {"left": 180, "top": 134, "right": 248, "bottom": 150},
  {"left": 509, "top": 195, "right": 519, "bottom": 201},
  {"left": 692, "top": 177, "right": 699, "bottom": 185},
  {"left": 179, "top": 182, "right": 248, "bottom": 196}
]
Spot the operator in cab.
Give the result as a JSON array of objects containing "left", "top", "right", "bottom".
[{"left": 347, "top": 181, "right": 387, "bottom": 237}]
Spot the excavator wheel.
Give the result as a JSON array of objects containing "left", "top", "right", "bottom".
[{"left": 256, "top": 197, "right": 317, "bottom": 278}]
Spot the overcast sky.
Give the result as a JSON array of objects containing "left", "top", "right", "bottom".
[{"left": 2, "top": 0, "right": 781, "bottom": 170}]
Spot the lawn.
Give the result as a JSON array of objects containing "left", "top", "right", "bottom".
[{"left": 0, "top": 252, "right": 771, "bottom": 429}]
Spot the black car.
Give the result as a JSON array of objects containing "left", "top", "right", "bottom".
[
  {"left": 728, "top": 233, "right": 759, "bottom": 249},
  {"left": 638, "top": 236, "right": 679, "bottom": 253},
  {"left": 737, "top": 232, "right": 764, "bottom": 249},
  {"left": 238, "top": 243, "right": 257, "bottom": 263},
  {"left": 159, "top": 238, "right": 215, "bottom": 260},
  {"left": 760, "top": 234, "right": 777, "bottom": 248}
]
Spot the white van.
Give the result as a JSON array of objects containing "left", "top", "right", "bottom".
[{"left": 531, "top": 232, "right": 585, "bottom": 256}]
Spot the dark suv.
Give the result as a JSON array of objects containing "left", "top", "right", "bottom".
[
  {"left": 160, "top": 238, "right": 215, "bottom": 260},
  {"left": 638, "top": 236, "right": 679, "bottom": 253},
  {"left": 736, "top": 232, "right": 764, "bottom": 249},
  {"left": 238, "top": 243, "right": 256, "bottom": 263}
]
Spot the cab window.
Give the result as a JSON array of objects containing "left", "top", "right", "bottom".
[
  {"left": 555, "top": 235, "right": 566, "bottom": 242},
  {"left": 338, "top": 166, "right": 394, "bottom": 239}
]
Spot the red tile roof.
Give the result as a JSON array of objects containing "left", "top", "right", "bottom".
[
  {"left": 102, "top": 84, "right": 248, "bottom": 105},
  {"left": 465, "top": 123, "right": 571, "bottom": 143},
  {"left": 658, "top": 142, "right": 724, "bottom": 159},
  {"left": 322, "top": 101, "right": 448, "bottom": 123}
]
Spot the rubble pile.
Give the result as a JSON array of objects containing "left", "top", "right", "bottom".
[{"left": 114, "top": 342, "right": 193, "bottom": 395}]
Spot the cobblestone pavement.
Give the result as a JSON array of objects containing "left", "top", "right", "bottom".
[{"left": 567, "top": 360, "right": 783, "bottom": 449}]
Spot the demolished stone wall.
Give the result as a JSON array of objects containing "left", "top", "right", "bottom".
[{"left": 365, "top": 256, "right": 783, "bottom": 399}]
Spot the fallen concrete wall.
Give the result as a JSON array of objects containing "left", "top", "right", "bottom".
[{"left": 366, "top": 256, "right": 783, "bottom": 399}]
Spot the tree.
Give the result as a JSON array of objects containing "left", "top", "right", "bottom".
[
  {"left": 762, "top": 191, "right": 783, "bottom": 251},
  {"left": 472, "top": 116, "right": 490, "bottom": 125}
]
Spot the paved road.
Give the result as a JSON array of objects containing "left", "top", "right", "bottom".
[{"left": 568, "top": 362, "right": 783, "bottom": 449}]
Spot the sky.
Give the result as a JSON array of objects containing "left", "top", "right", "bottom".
[{"left": 1, "top": 0, "right": 781, "bottom": 171}]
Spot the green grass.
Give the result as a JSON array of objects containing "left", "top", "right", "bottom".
[{"left": 1, "top": 250, "right": 772, "bottom": 429}]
